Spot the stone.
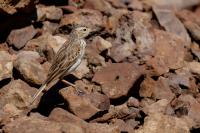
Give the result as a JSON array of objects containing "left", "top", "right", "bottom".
[
  {"left": 0, "top": 51, "right": 13, "bottom": 81},
  {"left": 0, "top": 79, "right": 36, "bottom": 109},
  {"left": 42, "top": 21, "right": 59, "bottom": 34},
  {"left": 135, "top": 113, "right": 190, "bottom": 133},
  {"left": 147, "top": 30, "right": 185, "bottom": 75},
  {"left": 153, "top": 6, "right": 190, "bottom": 47},
  {"left": 72, "top": 59, "right": 90, "bottom": 79},
  {"left": 184, "top": 21, "right": 200, "bottom": 41},
  {"left": 131, "top": 11, "right": 155, "bottom": 55},
  {"left": 127, "top": 97, "right": 140, "bottom": 107},
  {"left": 3, "top": 116, "right": 84, "bottom": 133},
  {"left": 143, "top": 99, "right": 170, "bottom": 115},
  {"left": 191, "top": 42, "right": 200, "bottom": 60},
  {"left": 36, "top": 5, "right": 63, "bottom": 21},
  {"left": 59, "top": 86, "right": 100, "bottom": 120},
  {"left": 187, "top": 61, "right": 200, "bottom": 75},
  {"left": 60, "top": 9, "right": 103, "bottom": 30},
  {"left": 142, "top": 0, "right": 200, "bottom": 9},
  {"left": 14, "top": 51, "right": 47, "bottom": 85},
  {"left": 173, "top": 94, "right": 200, "bottom": 127},
  {"left": 93, "top": 63, "right": 143, "bottom": 99},
  {"left": 7, "top": 25, "right": 37, "bottom": 49},
  {"left": 110, "top": 119, "right": 134, "bottom": 133},
  {"left": 49, "top": 108, "right": 119, "bottom": 133},
  {"left": 140, "top": 77, "right": 175, "bottom": 100},
  {"left": 84, "top": 0, "right": 113, "bottom": 12}
]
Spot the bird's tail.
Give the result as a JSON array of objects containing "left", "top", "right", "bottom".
[{"left": 30, "top": 84, "right": 47, "bottom": 105}]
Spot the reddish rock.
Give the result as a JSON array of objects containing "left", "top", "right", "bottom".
[
  {"left": 3, "top": 116, "right": 84, "bottom": 133},
  {"left": 110, "top": 119, "right": 134, "bottom": 133},
  {"left": 135, "top": 113, "right": 191, "bottom": 133},
  {"left": 42, "top": 21, "right": 59, "bottom": 34},
  {"left": 142, "top": 0, "right": 200, "bottom": 9},
  {"left": 147, "top": 30, "right": 185, "bottom": 75},
  {"left": 84, "top": 0, "right": 113, "bottom": 12},
  {"left": 0, "top": 51, "right": 13, "bottom": 81},
  {"left": 50, "top": 108, "right": 120, "bottom": 133},
  {"left": 191, "top": 42, "right": 200, "bottom": 60},
  {"left": 60, "top": 86, "right": 101, "bottom": 120},
  {"left": 92, "top": 63, "right": 143, "bottom": 99},
  {"left": 60, "top": 9, "right": 103, "bottom": 30},
  {"left": 14, "top": 51, "right": 47, "bottom": 85},
  {"left": 36, "top": 5, "right": 63, "bottom": 21},
  {"left": 153, "top": 6, "right": 190, "bottom": 47},
  {"left": 140, "top": 77, "right": 175, "bottom": 100},
  {"left": 184, "top": 21, "right": 200, "bottom": 41},
  {"left": 0, "top": 79, "right": 36, "bottom": 109},
  {"left": 7, "top": 25, "right": 37, "bottom": 49}
]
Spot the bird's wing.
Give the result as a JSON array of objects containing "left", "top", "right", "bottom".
[{"left": 45, "top": 40, "right": 81, "bottom": 85}]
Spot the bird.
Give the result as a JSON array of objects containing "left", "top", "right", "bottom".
[{"left": 30, "top": 26, "right": 91, "bottom": 105}]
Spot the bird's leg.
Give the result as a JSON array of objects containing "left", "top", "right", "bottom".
[{"left": 61, "top": 80, "right": 84, "bottom": 95}]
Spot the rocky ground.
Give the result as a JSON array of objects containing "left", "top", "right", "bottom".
[{"left": 1, "top": 0, "right": 200, "bottom": 133}]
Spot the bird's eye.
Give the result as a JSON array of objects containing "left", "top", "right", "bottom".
[{"left": 83, "top": 28, "right": 87, "bottom": 31}]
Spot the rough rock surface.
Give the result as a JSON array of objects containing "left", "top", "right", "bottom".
[
  {"left": 92, "top": 63, "right": 143, "bottom": 99},
  {"left": 0, "top": 51, "right": 13, "bottom": 81}
]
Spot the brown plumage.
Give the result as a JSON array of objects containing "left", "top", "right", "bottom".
[{"left": 30, "top": 26, "right": 91, "bottom": 105}]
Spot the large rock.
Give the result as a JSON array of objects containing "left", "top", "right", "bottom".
[
  {"left": 7, "top": 25, "right": 37, "bottom": 49},
  {"left": 0, "top": 79, "right": 36, "bottom": 109},
  {"left": 60, "top": 86, "right": 110, "bottom": 120},
  {"left": 153, "top": 6, "right": 190, "bottom": 47},
  {"left": 60, "top": 9, "right": 103, "bottom": 30},
  {"left": 49, "top": 108, "right": 120, "bottom": 133},
  {"left": 14, "top": 51, "right": 47, "bottom": 85},
  {"left": 0, "top": 51, "right": 13, "bottom": 81},
  {"left": 92, "top": 63, "right": 143, "bottom": 99},
  {"left": 140, "top": 77, "right": 175, "bottom": 100},
  {"left": 135, "top": 113, "right": 191, "bottom": 133},
  {"left": 147, "top": 30, "right": 185, "bottom": 75},
  {"left": 3, "top": 115, "right": 83, "bottom": 133},
  {"left": 36, "top": 5, "right": 63, "bottom": 21}
]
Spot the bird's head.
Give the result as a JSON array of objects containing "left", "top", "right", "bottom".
[{"left": 72, "top": 26, "right": 91, "bottom": 39}]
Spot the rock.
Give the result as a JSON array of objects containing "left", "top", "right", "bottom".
[
  {"left": 42, "top": 21, "right": 59, "bottom": 34},
  {"left": 49, "top": 107, "right": 88, "bottom": 126},
  {"left": 173, "top": 94, "right": 200, "bottom": 127},
  {"left": 86, "top": 123, "right": 120, "bottom": 133},
  {"left": 3, "top": 115, "right": 84, "bottom": 133},
  {"left": 93, "top": 63, "right": 143, "bottom": 99},
  {"left": 72, "top": 59, "right": 90, "bottom": 79},
  {"left": 140, "top": 77, "right": 175, "bottom": 100},
  {"left": 143, "top": 99, "right": 170, "bottom": 115},
  {"left": 147, "top": 30, "right": 185, "bottom": 75},
  {"left": 135, "top": 113, "right": 191, "bottom": 133},
  {"left": 36, "top": 5, "right": 63, "bottom": 21},
  {"left": 84, "top": 0, "right": 113, "bottom": 12},
  {"left": 60, "top": 9, "right": 103, "bottom": 30},
  {"left": 49, "top": 108, "right": 120, "bottom": 133},
  {"left": 131, "top": 11, "right": 155, "bottom": 55},
  {"left": 14, "top": 51, "right": 47, "bottom": 85},
  {"left": 184, "top": 21, "right": 200, "bottom": 41},
  {"left": 59, "top": 86, "right": 100, "bottom": 120},
  {"left": 92, "top": 104, "right": 138, "bottom": 123},
  {"left": 176, "top": 10, "right": 200, "bottom": 26},
  {"left": 0, "top": 51, "right": 13, "bottom": 81},
  {"left": 25, "top": 33, "right": 66, "bottom": 61},
  {"left": 90, "top": 36, "right": 112, "bottom": 53},
  {"left": 0, "top": 79, "right": 36, "bottom": 109},
  {"left": 127, "top": 97, "right": 140, "bottom": 107},
  {"left": 7, "top": 25, "right": 37, "bottom": 49},
  {"left": 110, "top": 119, "right": 134, "bottom": 133},
  {"left": 153, "top": 6, "right": 190, "bottom": 47},
  {"left": 191, "top": 42, "right": 200, "bottom": 60},
  {"left": 187, "top": 61, "right": 200, "bottom": 75},
  {"left": 142, "top": 0, "right": 200, "bottom": 9}
]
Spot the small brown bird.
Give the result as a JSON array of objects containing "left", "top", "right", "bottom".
[{"left": 31, "top": 26, "right": 91, "bottom": 105}]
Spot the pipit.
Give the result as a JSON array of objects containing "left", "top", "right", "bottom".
[{"left": 30, "top": 26, "right": 91, "bottom": 105}]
